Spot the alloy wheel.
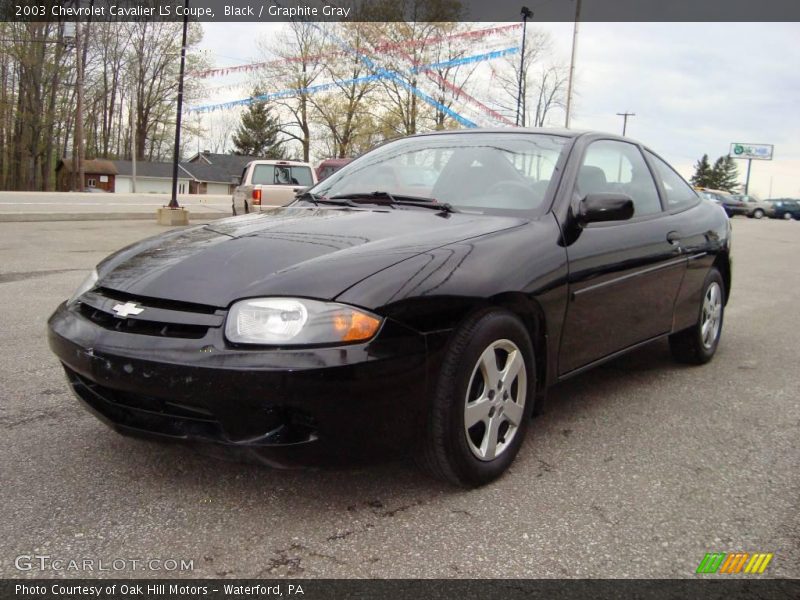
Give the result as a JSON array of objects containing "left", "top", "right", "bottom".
[
  {"left": 701, "top": 282, "right": 722, "bottom": 349},
  {"left": 464, "top": 339, "right": 527, "bottom": 461}
]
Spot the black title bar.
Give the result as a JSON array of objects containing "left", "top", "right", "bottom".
[
  {"left": 3, "top": 579, "right": 800, "bottom": 600},
  {"left": 2, "top": 0, "right": 800, "bottom": 22}
]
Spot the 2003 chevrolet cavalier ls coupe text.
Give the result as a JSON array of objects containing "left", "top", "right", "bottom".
[{"left": 48, "top": 129, "right": 731, "bottom": 487}]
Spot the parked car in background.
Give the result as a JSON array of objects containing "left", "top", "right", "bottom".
[
  {"left": 696, "top": 189, "right": 747, "bottom": 217},
  {"left": 316, "top": 158, "right": 353, "bottom": 181},
  {"left": 232, "top": 160, "right": 317, "bottom": 215},
  {"left": 765, "top": 198, "right": 800, "bottom": 220},
  {"left": 731, "top": 194, "right": 770, "bottom": 219},
  {"left": 49, "top": 129, "right": 732, "bottom": 487}
]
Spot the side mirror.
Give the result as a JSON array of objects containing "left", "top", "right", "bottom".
[
  {"left": 293, "top": 186, "right": 310, "bottom": 196},
  {"left": 231, "top": 176, "right": 241, "bottom": 186},
  {"left": 577, "top": 193, "right": 635, "bottom": 225}
]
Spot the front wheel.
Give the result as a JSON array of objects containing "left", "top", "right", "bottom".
[
  {"left": 669, "top": 268, "right": 725, "bottom": 365},
  {"left": 784, "top": 212, "right": 793, "bottom": 220},
  {"left": 416, "top": 309, "right": 535, "bottom": 487}
]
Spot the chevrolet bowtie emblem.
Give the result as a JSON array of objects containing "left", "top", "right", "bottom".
[{"left": 111, "top": 302, "right": 144, "bottom": 318}]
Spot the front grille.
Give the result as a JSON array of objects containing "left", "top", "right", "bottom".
[
  {"left": 76, "top": 288, "right": 224, "bottom": 339},
  {"left": 97, "top": 287, "right": 218, "bottom": 315},
  {"left": 78, "top": 303, "right": 209, "bottom": 338}
]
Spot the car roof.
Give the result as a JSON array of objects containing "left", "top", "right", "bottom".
[
  {"left": 247, "top": 159, "right": 313, "bottom": 167},
  {"left": 408, "top": 127, "right": 649, "bottom": 146}
]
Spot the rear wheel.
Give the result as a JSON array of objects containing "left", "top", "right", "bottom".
[
  {"left": 753, "top": 208, "right": 764, "bottom": 219},
  {"left": 669, "top": 268, "right": 724, "bottom": 365},
  {"left": 416, "top": 309, "right": 535, "bottom": 487}
]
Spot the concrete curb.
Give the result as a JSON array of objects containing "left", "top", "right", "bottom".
[{"left": 0, "top": 212, "right": 228, "bottom": 223}]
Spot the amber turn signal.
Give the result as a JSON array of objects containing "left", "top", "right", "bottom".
[{"left": 332, "top": 309, "right": 382, "bottom": 342}]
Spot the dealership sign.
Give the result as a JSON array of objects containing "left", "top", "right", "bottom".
[{"left": 730, "top": 143, "right": 774, "bottom": 160}]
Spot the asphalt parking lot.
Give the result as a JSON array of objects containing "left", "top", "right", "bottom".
[{"left": 1, "top": 217, "right": 798, "bottom": 579}]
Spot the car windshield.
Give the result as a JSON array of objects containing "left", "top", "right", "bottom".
[{"left": 309, "top": 133, "right": 569, "bottom": 213}]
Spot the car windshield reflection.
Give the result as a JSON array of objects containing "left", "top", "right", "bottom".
[{"left": 310, "top": 133, "right": 568, "bottom": 213}]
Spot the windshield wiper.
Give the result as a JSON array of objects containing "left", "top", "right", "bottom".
[
  {"left": 329, "top": 191, "right": 458, "bottom": 213},
  {"left": 294, "top": 191, "right": 358, "bottom": 208}
]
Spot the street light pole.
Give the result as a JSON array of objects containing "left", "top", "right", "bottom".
[
  {"left": 515, "top": 6, "right": 533, "bottom": 127},
  {"left": 169, "top": 0, "right": 189, "bottom": 209},
  {"left": 616, "top": 111, "right": 635, "bottom": 136}
]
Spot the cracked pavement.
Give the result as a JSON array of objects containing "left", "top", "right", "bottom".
[{"left": 1, "top": 218, "right": 798, "bottom": 578}]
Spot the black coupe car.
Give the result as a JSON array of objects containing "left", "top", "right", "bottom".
[{"left": 48, "top": 129, "right": 731, "bottom": 487}]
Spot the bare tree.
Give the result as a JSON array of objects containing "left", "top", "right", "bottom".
[
  {"left": 309, "top": 22, "right": 379, "bottom": 158},
  {"left": 493, "top": 28, "right": 567, "bottom": 127},
  {"left": 257, "top": 21, "right": 326, "bottom": 162}
]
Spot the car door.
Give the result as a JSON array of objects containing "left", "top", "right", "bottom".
[{"left": 558, "top": 139, "right": 687, "bottom": 374}]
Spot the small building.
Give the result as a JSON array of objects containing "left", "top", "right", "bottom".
[
  {"left": 56, "top": 152, "right": 264, "bottom": 195},
  {"left": 55, "top": 159, "right": 117, "bottom": 192},
  {"left": 112, "top": 160, "right": 191, "bottom": 195},
  {"left": 184, "top": 151, "right": 261, "bottom": 194}
]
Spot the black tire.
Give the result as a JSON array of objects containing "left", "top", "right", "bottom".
[
  {"left": 753, "top": 209, "right": 764, "bottom": 219},
  {"left": 416, "top": 308, "right": 536, "bottom": 487},
  {"left": 669, "top": 268, "right": 725, "bottom": 365}
]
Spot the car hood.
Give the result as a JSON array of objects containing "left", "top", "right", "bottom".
[{"left": 97, "top": 206, "right": 527, "bottom": 308}]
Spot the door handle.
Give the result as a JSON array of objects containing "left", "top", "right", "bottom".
[{"left": 666, "top": 231, "right": 682, "bottom": 244}]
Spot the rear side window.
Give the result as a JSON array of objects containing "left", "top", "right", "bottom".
[
  {"left": 645, "top": 151, "right": 698, "bottom": 210},
  {"left": 251, "top": 165, "right": 314, "bottom": 186}
]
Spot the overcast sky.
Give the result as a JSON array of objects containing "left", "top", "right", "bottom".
[{"left": 197, "top": 21, "right": 800, "bottom": 198}]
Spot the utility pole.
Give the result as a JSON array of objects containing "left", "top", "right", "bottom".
[
  {"left": 515, "top": 6, "right": 533, "bottom": 127},
  {"left": 564, "top": 0, "right": 582, "bottom": 129},
  {"left": 130, "top": 82, "right": 137, "bottom": 192},
  {"left": 616, "top": 111, "right": 635, "bottom": 136},
  {"left": 73, "top": 16, "right": 84, "bottom": 192},
  {"left": 744, "top": 158, "right": 752, "bottom": 195}
]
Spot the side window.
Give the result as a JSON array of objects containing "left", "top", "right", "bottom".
[
  {"left": 577, "top": 140, "right": 662, "bottom": 217},
  {"left": 645, "top": 150, "right": 698, "bottom": 210}
]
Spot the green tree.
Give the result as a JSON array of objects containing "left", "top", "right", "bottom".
[
  {"left": 690, "top": 154, "right": 714, "bottom": 188},
  {"left": 231, "top": 90, "right": 283, "bottom": 157},
  {"left": 710, "top": 155, "right": 739, "bottom": 192}
]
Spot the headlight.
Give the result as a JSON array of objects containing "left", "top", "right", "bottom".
[
  {"left": 225, "top": 298, "right": 382, "bottom": 346},
  {"left": 67, "top": 269, "right": 98, "bottom": 306}
]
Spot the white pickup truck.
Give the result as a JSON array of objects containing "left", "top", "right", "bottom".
[{"left": 231, "top": 159, "right": 317, "bottom": 215}]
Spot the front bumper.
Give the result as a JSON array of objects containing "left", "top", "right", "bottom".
[{"left": 48, "top": 300, "right": 431, "bottom": 467}]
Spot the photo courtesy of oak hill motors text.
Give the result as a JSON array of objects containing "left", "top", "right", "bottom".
[
  {"left": 1, "top": 0, "right": 799, "bottom": 595},
  {"left": 15, "top": 583, "right": 302, "bottom": 597}
]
